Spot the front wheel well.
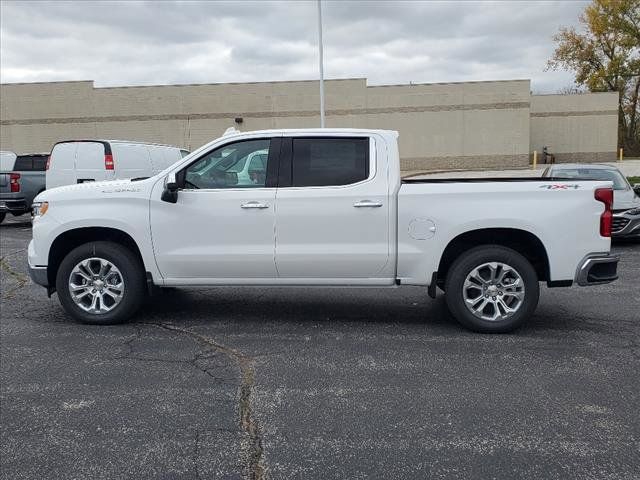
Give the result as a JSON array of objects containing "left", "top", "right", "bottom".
[
  {"left": 436, "top": 228, "right": 550, "bottom": 285},
  {"left": 47, "top": 227, "right": 144, "bottom": 286}
]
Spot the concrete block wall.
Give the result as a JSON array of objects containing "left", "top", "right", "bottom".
[
  {"left": 0, "top": 78, "right": 619, "bottom": 172},
  {"left": 530, "top": 92, "right": 618, "bottom": 164}
]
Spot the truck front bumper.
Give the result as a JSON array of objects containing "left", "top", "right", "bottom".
[
  {"left": 28, "top": 239, "right": 50, "bottom": 288},
  {"left": 28, "top": 264, "right": 49, "bottom": 288},
  {"left": 575, "top": 253, "right": 620, "bottom": 286}
]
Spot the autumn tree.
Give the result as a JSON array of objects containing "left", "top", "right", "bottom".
[{"left": 548, "top": 0, "right": 640, "bottom": 155}]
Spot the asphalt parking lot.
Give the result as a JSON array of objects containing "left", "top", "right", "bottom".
[{"left": 1, "top": 214, "right": 639, "bottom": 480}]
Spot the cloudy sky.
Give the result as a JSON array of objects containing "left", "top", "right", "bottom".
[{"left": 1, "top": 0, "right": 588, "bottom": 92}]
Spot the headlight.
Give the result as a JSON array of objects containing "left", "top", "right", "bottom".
[
  {"left": 626, "top": 207, "right": 640, "bottom": 216},
  {"left": 31, "top": 201, "right": 49, "bottom": 217}
]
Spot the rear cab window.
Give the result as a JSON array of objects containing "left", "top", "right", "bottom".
[
  {"left": 13, "top": 155, "right": 48, "bottom": 171},
  {"left": 291, "top": 137, "right": 370, "bottom": 187}
]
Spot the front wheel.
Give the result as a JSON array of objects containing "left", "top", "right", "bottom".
[
  {"left": 56, "top": 241, "right": 146, "bottom": 325},
  {"left": 444, "top": 245, "right": 539, "bottom": 333}
]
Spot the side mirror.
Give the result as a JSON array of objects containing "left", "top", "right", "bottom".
[
  {"left": 634, "top": 184, "right": 640, "bottom": 196},
  {"left": 161, "top": 173, "right": 179, "bottom": 203}
]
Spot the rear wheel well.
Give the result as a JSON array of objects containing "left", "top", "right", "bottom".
[
  {"left": 47, "top": 227, "right": 144, "bottom": 286},
  {"left": 436, "top": 229, "right": 550, "bottom": 286}
]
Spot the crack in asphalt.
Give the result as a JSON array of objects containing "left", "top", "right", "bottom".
[
  {"left": 140, "top": 322, "right": 266, "bottom": 480},
  {"left": 113, "top": 326, "right": 237, "bottom": 382}
]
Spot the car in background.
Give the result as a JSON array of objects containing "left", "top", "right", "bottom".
[
  {"left": 0, "top": 151, "right": 47, "bottom": 223},
  {"left": 46, "top": 140, "right": 188, "bottom": 189},
  {"left": 543, "top": 163, "right": 640, "bottom": 239}
]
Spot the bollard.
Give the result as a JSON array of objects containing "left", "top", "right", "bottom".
[
  {"left": 532, "top": 150, "right": 537, "bottom": 170},
  {"left": 619, "top": 148, "right": 623, "bottom": 162}
]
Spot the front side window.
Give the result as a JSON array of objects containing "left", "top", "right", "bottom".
[
  {"left": 184, "top": 139, "right": 271, "bottom": 189},
  {"left": 292, "top": 137, "right": 369, "bottom": 187}
]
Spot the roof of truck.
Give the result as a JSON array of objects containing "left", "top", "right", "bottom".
[{"left": 224, "top": 128, "right": 399, "bottom": 136}]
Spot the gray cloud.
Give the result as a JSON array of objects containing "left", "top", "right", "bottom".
[{"left": 0, "top": 0, "right": 587, "bottom": 92}]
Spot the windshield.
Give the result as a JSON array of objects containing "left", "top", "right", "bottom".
[{"left": 551, "top": 168, "right": 629, "bottom": 190}]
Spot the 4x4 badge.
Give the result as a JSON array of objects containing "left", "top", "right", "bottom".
[{"left": 539, "top": 184, "right": 581, "bottom": 190}]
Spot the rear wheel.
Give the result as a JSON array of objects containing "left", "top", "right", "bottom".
[
  {"left": 56, "top": 241, "right": 145, "bottom": 325},
  {"left": 444, "top": 245, "right": 539, "bottom": 333}
]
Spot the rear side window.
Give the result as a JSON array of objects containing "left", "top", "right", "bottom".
[{"left": 291, "top": 137, "right": 369, "bottom": 187}]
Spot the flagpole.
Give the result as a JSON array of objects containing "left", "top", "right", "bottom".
[{"left": 317, "top": 0, "right": 325, "bottom": 127}]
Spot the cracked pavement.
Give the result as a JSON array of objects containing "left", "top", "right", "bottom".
[{"left": 1, "top": 214, "right": 639, "bottom": 479}]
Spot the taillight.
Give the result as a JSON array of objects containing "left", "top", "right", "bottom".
[
  {"left": 594, "top": 187, "right": 613, "bottom": 237},
  {"left": 45, "top": 155, "right": 51, "bottom": 170},
  {"left": 104, "top": 154, "right": 114, "bottom": 170},
  {"left": 9, "top": 173, "right": 20, "bottom": 192}
]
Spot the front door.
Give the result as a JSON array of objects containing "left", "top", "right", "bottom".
[{"left": 150, "top": 137, "right": 279, "bottom": 281}]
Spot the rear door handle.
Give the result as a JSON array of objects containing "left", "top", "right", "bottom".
[
  {"left": 353, "top": 200, "right": 383, "bottom": 208},
  {"left": 241, "top": 201, "right": 269, "bottom": 209}
]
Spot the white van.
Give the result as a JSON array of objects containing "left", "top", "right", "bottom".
[{"left": 46, "top": 140, "right": 189, "bottom": 189}]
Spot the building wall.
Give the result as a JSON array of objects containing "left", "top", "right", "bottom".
[
  {"left": 530, "top": 92, "right": 619, "bottom": 163},
  {"left": 0, "top": 78, "right": 618, "bottom": 172}
]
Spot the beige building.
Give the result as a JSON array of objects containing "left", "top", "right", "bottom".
[{"left": 0, "top": 78, "right": 618, "bottom": 172}]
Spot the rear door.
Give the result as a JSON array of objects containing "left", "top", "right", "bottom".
[
  {"left": 274, "top": 135, "right": 390, "bottom": 279},
  {"left": 111, "top": 143, "right": 151, "bottom": 180},
  {"left": 76, "top": 142, "right": 110, "bottom": 183},
  {"left": 47, "top": 142, "right": 77, "bottom": 189}
]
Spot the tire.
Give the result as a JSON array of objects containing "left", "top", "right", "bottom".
[
  {"left": 56, "top": 241, "right": 146, "bottom": 325},
  {"left": 444, "top": 245, "right": 539, "bottom": 333},
  {"left": 0, "top": 212, "right": 5, "bottom": 224}
]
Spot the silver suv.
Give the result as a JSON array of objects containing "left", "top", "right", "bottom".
[{"left": 543, "top": 163, "right": 640, "bottom": 239}]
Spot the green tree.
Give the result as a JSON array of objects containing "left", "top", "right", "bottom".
[{"left": 548, "top": 0, "right": 640, "bottom": 155}]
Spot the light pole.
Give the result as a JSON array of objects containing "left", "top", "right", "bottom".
[{"left": 317, "top": 0, "right": 325, "bottom": 128}]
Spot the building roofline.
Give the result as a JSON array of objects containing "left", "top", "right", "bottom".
[{"left": 2, "top": 77, "right": 532, "bottom": 90}]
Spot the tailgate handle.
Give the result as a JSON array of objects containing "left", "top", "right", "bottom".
[
  {"left": 77, "top": 179, "right": 95, "bottom": 184},
  {"left": 353, "top": 200, "right": 383, "bottom": 208}
]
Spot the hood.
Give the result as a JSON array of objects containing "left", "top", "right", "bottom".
[
  {"left": 35, "top": 178, "right": 155, "bottom": 203},
  {"left": 613, "top": 188, "right": 640, "bottom": 211}
]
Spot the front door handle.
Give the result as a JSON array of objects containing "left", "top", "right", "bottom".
[
  {"left": 353, "top": 200, "right": 383, "bottom": 208},
  {"left": 241, "top": 201, "right": 269, "bottom": 209}
]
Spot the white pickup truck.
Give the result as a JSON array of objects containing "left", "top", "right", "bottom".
[{"left": 28, "top": 129, "right": 620, "bottom": 333}]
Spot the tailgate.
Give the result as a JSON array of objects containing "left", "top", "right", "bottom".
[{"left": 0, "top": 173, "right": 10, "bottom": 190}]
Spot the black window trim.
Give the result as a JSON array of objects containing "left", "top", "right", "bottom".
[
  {"left": 176, "top": 137, "right": 281, "bottom": 191},
  {"left": 278, "top": 135, "right": 374, "bottom": 189}
]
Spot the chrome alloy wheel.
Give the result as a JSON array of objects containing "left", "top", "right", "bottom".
[
  {"left": 462, "top": 262, "right": 525, "bottom": 322},
  {"left": 68, "top": 257, "right": 125, "bottom": 314}
]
